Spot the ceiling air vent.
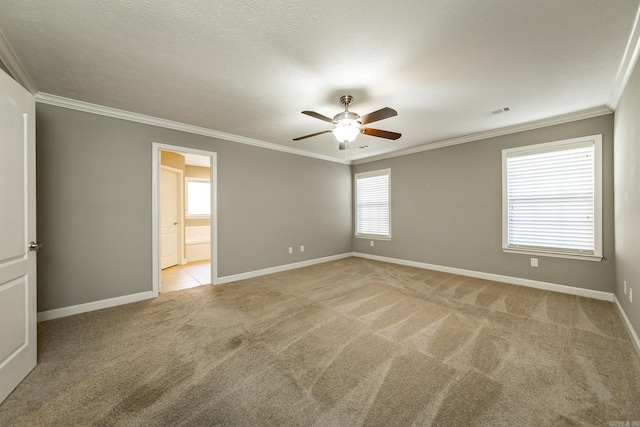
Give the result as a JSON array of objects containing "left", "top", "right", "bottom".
[{"left": 482, "top": 107, "right": 511, "bottom": 117}]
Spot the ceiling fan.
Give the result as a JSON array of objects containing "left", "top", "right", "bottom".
[{"left": 293, "top": 95, "right": 401, "bottom": 150}]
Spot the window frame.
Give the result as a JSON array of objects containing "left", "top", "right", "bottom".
[
  {"left": 354, "top": 168, "right": 391, "bottom": 240},
  {"left": 185, "top": 177, "right": 211, "bottom": 219},
  {"left": 501, "top": 134, "right": 603, "bottom": 261}
]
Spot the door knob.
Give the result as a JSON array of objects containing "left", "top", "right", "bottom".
[
  {"left": 173, "top": 222, "right": 178, "bottom": 225},
  {"left": 29, "top": 241, "right": 42, "bottom": 251}
]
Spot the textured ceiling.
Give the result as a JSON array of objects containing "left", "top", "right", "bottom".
[{"left": 0, "top": 0, "right": 638, "bottom": 162}]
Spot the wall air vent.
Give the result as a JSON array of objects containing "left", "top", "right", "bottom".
[{"left": 482, "top": 106, "right": 511, "bottom": 117}]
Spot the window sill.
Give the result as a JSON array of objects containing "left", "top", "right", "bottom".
[
  {"left": 355, "top": 235, "right": 391, "bottom": 241},
  {"left": 503, "top": 248, "right": 602, "bottom": 262}
]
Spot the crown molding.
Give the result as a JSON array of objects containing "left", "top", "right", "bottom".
[
  {"left": 35, "top": 93, "right": 346, "bottom": 164},
  {"left": 34, "top": 93, "right": 613, "bottom": 167},
  {"left": 351, "top": 105, "right": 612, "bottom": 165},
  {"left": 608, "top": 2, "right": 640, "bottom": 110},
  {"left": 0, "top": 27, "right": 37, "bottom": 94}
]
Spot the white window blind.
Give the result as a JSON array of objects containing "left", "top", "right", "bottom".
[
  {"left": 502, "top": 135, "right": 602, "bottom": 260},
  {"left": 355, "top": 169, "right": 390, "bottom": 239}
]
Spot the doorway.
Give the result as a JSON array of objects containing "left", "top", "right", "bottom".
[{"left": 152, "top": 143, "right": 217, "bottom": 297}]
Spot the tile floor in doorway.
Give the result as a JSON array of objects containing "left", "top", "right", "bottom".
[{"left": 161, "top": 260, "right": 211, "bottom": 293}]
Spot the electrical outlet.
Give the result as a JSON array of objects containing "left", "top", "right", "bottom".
[
  {"left": 530, "top": 258, "right": 538, "bottom": 267},
  {"left": 630, "top": 288, "right": 633, "bottom": 303},
  {"left": 370, "top": 240, "right": 374, "bottom": 247},
  {"left": 288, "top": 247, "right": 293, "bottom": 254},
  {"left": 624, "top": 280, "right": 627, "bottom": 295},
  {"left": 300, "top": 245, "right": 304, "bottom": 252}
]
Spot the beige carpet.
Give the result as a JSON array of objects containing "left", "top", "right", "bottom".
[{"left": 1, "top": 257, "right": 639, "bottom": 426}]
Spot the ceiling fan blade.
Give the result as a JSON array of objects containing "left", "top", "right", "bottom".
[
  {"left": 361, "top": 128, "right": 402, "bottom": 140},
  {"left": 302, "top": 111, "right": 334, "bottom": 123},
  {"left": 339, "top": 142, "right": 346, "bottom": 150},
  {"left": 359, "top": 107, "right": 397, "bottom": 125},
  {"left": 292, "top": 129, "right": 332, "bottom": 141}
]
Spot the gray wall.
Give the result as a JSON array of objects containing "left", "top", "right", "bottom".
[
  {"left": 352, "top": 114, "right": 615, "bottom": 292},
  {"left": 35, "top": 101, "right": 625, "bottom": 323},
  {"left": 36, "top": 104, "right": 352, "bottom": 312},
  {"left": 614, "top": 58, "right": 640, "bottom": 339}
]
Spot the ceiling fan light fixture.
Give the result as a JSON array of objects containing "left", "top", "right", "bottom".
[{"left": 332, "top": 121, "right": 361, "bottom": 142}]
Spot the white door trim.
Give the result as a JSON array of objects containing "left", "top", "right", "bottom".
[{"left": 152, "top": 143, "right": 218, "bottom": 297}]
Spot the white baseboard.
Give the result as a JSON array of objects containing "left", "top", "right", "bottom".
[
  {"left": 36, "top": 254, "right": 352, "bottom": 322},
  {"left": 37, "top": 291, "right": 154, "bottom": 322},
  {"left": 614, "top": 295, "right": 640, "bottom": 357},
  {"left": 353, "top": 253, "right": 615, "bottom": 302},
  {"left": 216, "top": 253, "right": 353, "bottom": 285},
  {"left": 37, "top": 253, "right": 621, "bottom": 325}
]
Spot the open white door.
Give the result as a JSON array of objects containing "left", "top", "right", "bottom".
[
  {"left": 160, "top": 166, "right": 180, "bottom": 269},
  {"left": 0, "top": 69, "right": 37, "bottom": 403}
]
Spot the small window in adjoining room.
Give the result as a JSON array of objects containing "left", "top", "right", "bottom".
[
  {"left": 355, "top": 168, "right": 391, "bottom": 240},
  {"left": 185, "top": 178, "right": 211, "bottom": 218},
  {"left": 502, "top": 134, "right": 602, "bottom": 261}
]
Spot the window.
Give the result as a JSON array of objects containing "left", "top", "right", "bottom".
[
  {"left": 502, "top": 135, "right": 602, "bottom": 260},
  {"left": 185, "top": 178, "right": 210, "bottom": 217},
  {"left": 355, "top": 169, "right": 391, "bottom": 239}
]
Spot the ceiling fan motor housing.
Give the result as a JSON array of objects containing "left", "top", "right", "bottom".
[{"left": 333, "top": 110, "right": 361, "bottom": 126}]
